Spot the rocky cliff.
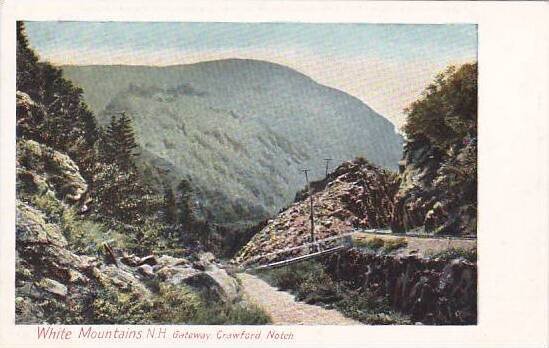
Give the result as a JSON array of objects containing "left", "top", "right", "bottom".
[
  {"left": 390, "top": 137, "right": 477, "bottom": 235},
  {"left": 391, "top": 63, "right": 477, "bottom": 236},
  {"left": 234, "top": 157, "right": 477, "bottom": 325},
  {"left": 234, "top": 158, "right": 399, "bottom": 265},
  {"left": 15, "top": 138, "right": 263, "bottom": 324}
]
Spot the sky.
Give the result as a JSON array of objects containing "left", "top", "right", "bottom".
[{"left": 24, "top": 21, "right": 477, "bottom": 129}]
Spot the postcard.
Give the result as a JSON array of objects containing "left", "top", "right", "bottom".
[{"left": 0, "top": 1, "right": 547, "bottom": 347}]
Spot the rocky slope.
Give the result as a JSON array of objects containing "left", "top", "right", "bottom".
[
  {"left": 321, "top": 249, "right": 477, "bottom": 324},
  {"left": 62, "top": 60, "right": 403, "bottom": 225},
  {"left": 390, "top": 136, "right": 477, "bottom": 235},
  {"left": 234, "top": 158, "right": 399, "bottom": 265},
  {"left": 234, "top": 157, "right": 477, "bottom": 324},
  {"left": 391, "top": 63, "right": 477, "bottom": 236},
  {"left": 15, "top": 138, "right": 253, "bottom": 324}
]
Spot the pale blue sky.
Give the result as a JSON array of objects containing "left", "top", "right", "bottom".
[{"left": 24, "top": 21, "right": 477, "bottom": 128}]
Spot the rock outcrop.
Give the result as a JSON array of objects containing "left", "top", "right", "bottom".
[
  {"left": 323, "top": 249, "right": 477, "bottom": 324},
  {"left": 16, "top": 198, "right": 242, "bottom": 324},
  {"left": 234, "top": 159, "right": 399, "bottom": 265},
  {"left": 391, "top": 137, "right": 477, "bottom": 235},
  {"left": 17, "top": 139, "right": 90, "bottom": 209}
]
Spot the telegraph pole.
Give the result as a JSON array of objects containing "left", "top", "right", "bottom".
[
  {"left": 323, "top": 158, "right": 333, "bottom": 178},
  {"left": 301, "top": 169, "right": 316, "bottom": 250}
]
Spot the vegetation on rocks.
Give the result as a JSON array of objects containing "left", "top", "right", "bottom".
[
  {"left": 235, "top": 158, "right": 400, "bottom": 265},
  {"left": 258, "top": 260, "right": 410, "bottom": 325},
  {"left": 16, "top": 19, "right": 476, "bottom": 326},
  {"left": 392, "top": 63, "right": 477, "bottom": 235},
  {"left": 15, "top": 22, "right": 270, "bottom": 325}
]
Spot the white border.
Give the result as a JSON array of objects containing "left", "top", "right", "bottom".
[{"left": 1, "top": 1, "right": 548, "bottom": 347}]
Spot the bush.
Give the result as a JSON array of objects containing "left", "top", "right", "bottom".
[
  {"left": 30, "top": 193, "right": 64, "bottom": 223},
  {"left": 360, "top": 237, "right": 385, "bottom": 250},
  {"left": 191, "top": 302, "right": 271, "bottom": 325},
  {"left": 429, "top": 247, "right": 477, "bottom": 263},
  {"left": 382, "top": 238, "right": 408, "bottom": 252},
  {"left": 60, "top": 209, "right": 127, "bottom": 255},
  {"left": 258, "top": 260, "right": 410, "bottom": 324},
  {"left": 147, "top": 283, "right": 202, "bottom": 324},
  {"left": 91, "top": 288, "right": 154, "bottom": 324},
  {"left": 259, "top": 260, "right": 323, "bottom": 291},
  {"left": 354, "top": 236, "right": 407, "bottom": 253},
  {"left": 403, "top": 63, "right": 477, "bottom": 152}
]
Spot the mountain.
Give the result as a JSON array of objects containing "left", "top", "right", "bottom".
[{"left": 62, "top": 59, "right": 403, "bottom": 225}]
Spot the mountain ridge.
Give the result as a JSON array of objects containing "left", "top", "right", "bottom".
[{"left": 62, "top": 59, "right": 403, "bottom": 225}]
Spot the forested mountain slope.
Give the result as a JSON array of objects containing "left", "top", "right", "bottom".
[{"left": 62, "top": 61, "right": 403, "bottom": 225}]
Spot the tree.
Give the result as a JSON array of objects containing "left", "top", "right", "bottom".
[
  {"left": 16, "top": 22, "right": 99, "bottom": 180},
  {"left": 103, "top": 113, "right": 139, "bottom": 171},
  {"left": 403, "top": 63, "right": 477, "bottom": 152}
]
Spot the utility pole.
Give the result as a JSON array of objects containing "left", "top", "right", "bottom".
[
  {"left": 301, "top": 169, "right": 316, "bottom": 250},
  {"left": 323, "top": 158, "right": 333, "bottom": 178}
]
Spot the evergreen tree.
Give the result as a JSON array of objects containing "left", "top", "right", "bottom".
[
  {"left": 163, "top": 185, "right": 178, "bottom": 225},
  {"left": 16, "top": 22, "right": 99, "bottom": 180},
  {"left": 101, "top": 113, "right": 139, "bottom": 171}
]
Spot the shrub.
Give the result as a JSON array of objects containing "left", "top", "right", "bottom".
[
  {"left": 190, "top": 302, "right": 271, "bottom": 325},
  {"left": 30, "top": 193, "right": 64, "bottom": 223},
  {"left": 361, "top": 237, "right": 385, "bottom": 250},
  {"left": 429, "top": 247, "right": 477, "bottom": 263},
  {"left": 147, "top": 283, "right": 202, "bottom": 324},
  {"left": 91, "top": 288, "right": 154, "bottom": 324},
  {"left": 382, "top": 238, "right": 408, "bottom": 252},
  {"left": 60, "top": 209, "right": 126, "bottom": 255},
  {"left": 260, "top": 260, "right": 323, "bottom": 291}
]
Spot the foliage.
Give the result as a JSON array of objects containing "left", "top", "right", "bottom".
[
  {"left": 354, "top": 236, "right": 385, "bottom": 250},
  {"left": 428, "top": 247, "right": 477, "bottom": 263},
  {"left": 91, "top": 288, "right": 155, "bottom": 324},
  {"left": 90, "top": 281, "right": 270, "bottom": 325},
  {"left": 17, "top": 22, "right": 98, "bottom": 178},
  {"left": 146, "top": 283, "right": 202, "bottom": 324},
  {"left": 353, "top": 236, "right": 407, "bottom": 253},
  {"left": 403, "top": 63, "right": 477, "bottom": 152},
  {"left": 258, "top": 260, "right": 410, "bottom": 324},
  {"left": 16, "top": 22, "right": 197, "bottom": 255},
  {"left": 101, "top": 113, "right": 139, "bottom": 171},
  {"left": 190, "top": 302, "right": 271, "bottom": 325},
  {"left": 395, "top": 62, "right": 478, "bottom": 235},
  {"left": 382, "top": 237, "right": 408, "bottom": 252}
]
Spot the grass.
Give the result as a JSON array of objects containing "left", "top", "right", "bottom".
[
  {"left": 428, "top": 247, "right": 477, "bottom": 263},
  {"left": 382, "top": 238, "right": 408, "bottom": 252},
  {"left": 258, "top": 260, "right": 410, "bottom": 325},
  {"left": 353, "top": 235, "right": 408, "bottom": 253},
  {"left": 190, "top": 302, "right": 271, "bottom": 325},
  {"left": 90, "top": 278, "right": 272, "bottom": 325}
]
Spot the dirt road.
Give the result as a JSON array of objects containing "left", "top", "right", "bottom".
[{"left": 236, "top": 272, "right": 360, "bottom": 325}]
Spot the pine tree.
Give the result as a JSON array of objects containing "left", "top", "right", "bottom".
[
  {"left": 163, "top": 185, "right": 178, "bottom": 225},
  {"left": 16, "top": 22, "right": 99, "bottom": 181},
  {"left": 104, "top": 113, "right": 139, "bottom": 171}
]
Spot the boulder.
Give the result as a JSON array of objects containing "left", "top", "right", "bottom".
[
  {"left": 37, "top": 278, "right": 67, "bottom": 298},
  {"left": 138, "top": 255, "right": 158, "bottom": 266},
  {"left": 17, "top": 139, "right": 88, "bottom": 206},
  {"left": 137, "top": 264, "right": 155, "bottom": 277},
  {"left": 182, "top": 265, "right": 239, "bottom": 303},
  {"left": 16, "top": 201, "right": 67, "bottom": 247}
]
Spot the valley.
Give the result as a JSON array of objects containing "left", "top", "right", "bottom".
[
  {"left": 15, "top": 21, "right": 477, "bottom": 326},
  {"left": 62, "top": 60, "right": 403, "bottom": 226}
]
